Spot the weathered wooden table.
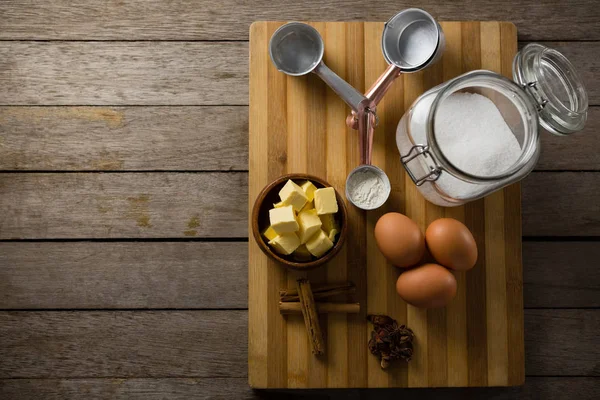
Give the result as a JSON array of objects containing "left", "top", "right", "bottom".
[{"left": 0, "top": 1, "right": 598, "bottom": 399}]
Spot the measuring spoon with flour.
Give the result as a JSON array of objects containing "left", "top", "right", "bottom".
[{"left": 345, "top": 109, "right": 391, "bottom": 210}]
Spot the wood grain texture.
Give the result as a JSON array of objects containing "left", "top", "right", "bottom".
[
  {"left": 522, "top": 172, "right": 600, "bottom": 236},
  {"left": 249, "top": 21, "right": 523, "bottom": 388},
  {"left": 0, "top": 107, "right": 248, "bottom": 171},
  {"left": 0, "top": 310, "right": 595, "bottom": 378},
  {"left": 0, "top": 311, "right": 248, "bottom": 378},
  {"left": 0, "top": 106, "right": 597, "bottom": 171},
  {"left": 523, "top": 242, "right": 600, "bottom": 307},
  {"left": 0, "top": 42, "right": 597, "bottom": 106},
  {"left": 1, "top": 377, "right": 599, "bottom": 400},
  {"left": 0, "top": 43, "right": 248, "bottom": 105},
  {"left": 0, "top": 172, "right": 596, "bottom": 239},
  {"left": 0, "top": 242, "right": 596, "bottom": 309},
  {"left": 525, "top": 310, "right": 599, "bottom": 376},
  {"left": 0, "top": 173, "right": 247, "bottom": 239},
  {"left": 0, "top": 242, "right": 247, "bottom": 309},
  {"left": 537, "top": 107, "right": 600, "bottom": 170},
  {"left": 1, "top": 0, "right": 599, "bottom": 41}
]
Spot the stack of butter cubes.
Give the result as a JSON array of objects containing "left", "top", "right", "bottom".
[{"left": 262, "top": 179, "right": 340, "bottom": 261}]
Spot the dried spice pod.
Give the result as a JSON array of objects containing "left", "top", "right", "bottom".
[{"left": 367, "top": 314, "right": 414, "bottom": 369}]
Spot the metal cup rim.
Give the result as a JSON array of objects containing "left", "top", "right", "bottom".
[
  {"left": 268, "top": 22, "right": 324, "bottom": 76},
  {"left": 381, "top": 8, "right": 443, "bottom": 72},
  {"left": 345, "top": 165, "right": 391, "bottom": 210}
]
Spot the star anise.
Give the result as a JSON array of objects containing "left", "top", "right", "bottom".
[{"left": 367, "top": 314, "right": 414, "bottom": 369}]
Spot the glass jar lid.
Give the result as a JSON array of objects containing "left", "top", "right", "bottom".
[{"left": 513, "top": 43, "right": 588, "bottom": 136}]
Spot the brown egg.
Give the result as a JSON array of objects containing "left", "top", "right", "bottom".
[
  {"left": 396, "top": 263, "right": 457, "bottom": 308},
  {"left": 374, "top": 212, "right": 425, "bottom": 268},
  {"left": 426, "top": 218, "right": 478, "bottom": 271}
]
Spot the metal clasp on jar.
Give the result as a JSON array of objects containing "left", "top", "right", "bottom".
[
  {"left": 400, "top": 145, "right": 442, "bottom": 186},
  {"left": 524, "top": 81, "right": 549, "bottom": 111}
]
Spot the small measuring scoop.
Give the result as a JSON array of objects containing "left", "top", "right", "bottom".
[
  {"left": 347, "top": 8, "right": 445, "bottom": 129},
  {"left": 345, "top": 108, "right": 391, "bottom": 210}
]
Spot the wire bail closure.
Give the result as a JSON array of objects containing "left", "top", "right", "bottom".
[{"left": 400, "top": 145, "right": 442, "bottom": 186}]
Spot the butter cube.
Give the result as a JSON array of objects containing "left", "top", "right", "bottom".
[
  {"left": 269, "top": 232, "right": 300, "bottom": 255},
  {"left": 262, "top": 226, "right": 278, "bottom": 241},
  {"left": 293, "top": 244, "right": 312, "bottom": 261},
  {"left": 300, "top": 200, "right": 314, "bottom": 212},
  {"left": 319, "top": 213, "right": 339, "bottom": 234},
  {"left": 297, "top": 209, "right": 323, "bottom": 244},
  {"left": 305, "top": 229, "right": 334, "bottom": 257},
  {"left": 300, "top": 180, "right": 318, "bottom": 202},
  {"left": 273, "top": 201, "right": 285, "bottom": 208},
  {"left": 314, "top": 187, "right": 338, "bottom": 215},
  {"left": 328, "top": 228, "right": 338, "bottom": 242},
  {"left": 279, "top": 180, "right": 308, "bottom": 211},
  {"left": 269, "top": 205, "right": 299, "bottom": 234}
]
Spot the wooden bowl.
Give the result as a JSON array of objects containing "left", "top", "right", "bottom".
[{"left": 252, "top": 174, "right": 348, "bottom": 270}]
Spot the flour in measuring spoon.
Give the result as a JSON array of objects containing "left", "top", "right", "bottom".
[{"left": 347, "top": 169, "right": 387, "bottom": 208}]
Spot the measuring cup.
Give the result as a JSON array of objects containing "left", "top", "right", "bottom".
[
  {"left": 269, "top": 22, "right": 373, "bottom": 113},
  {"left": 347, "top": 8, "right": 445, "bottom": 129},
  {"left": 269, "top": 22, "right": 389, "bottom": 210}
]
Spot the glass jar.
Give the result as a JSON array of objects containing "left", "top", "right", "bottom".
[{"left": 396, "top": 44, "right": 588, "bottom": 207}]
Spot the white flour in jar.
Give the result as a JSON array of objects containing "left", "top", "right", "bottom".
[
  {"left": 409, "top": 92, "right": 522, "bottom": 198},
  {"left": 347, "top": 169, "right": 387, "bottom": 208}
]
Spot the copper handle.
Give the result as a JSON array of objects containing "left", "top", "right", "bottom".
[
  {"left": 346, "top": 64, "right": 401, "bottom": 130},
  {"left": 357, "top": 107, "right": 376, "bottom": 165}
]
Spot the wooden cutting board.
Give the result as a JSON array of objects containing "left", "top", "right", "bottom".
[{"left": 249, "top": 21, "right": 524, "bottom": 389}]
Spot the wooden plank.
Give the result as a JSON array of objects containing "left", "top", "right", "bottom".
[
  {"left": 365, "top": 377, "right": 600, "bottom": 399},
  {"left": 0, "top": 311, "right": 248, "bottom": 378},
  {"left": 0, "top": 378, "right": 259, "bottom": 400},
  {"left": 0, "top": 107, "right": 248, "bottom": 171},
  {"left": 283, "top": 30, "right": 310, "bottom": 388},
  {"left": 522, "top": 172, "right": 600, "bottom": 236},
  {"left": 0, "top": 242, "right": 597, "bottom": 310},
  {"left": 537, "top": 107, "right": 600, "bottom": 170},
  {"left": 260, "top": 21, "right": 288, "bottom": 389},
  {"left": 525, "top": 310, "right": 599, "bottom": 376},
  {"left": 523, "top": 241, "right": 600, "bottom": 307},
  {"left": 0, "top": 310, "right": 596, "bottom": 378},
  {"left": 1, "top": 377, "right": 599, "bottom": 400},
  {"left": 0, "top": 105, "right": 598, "bottom": 171},
  {"left": 0, "top": 41, "right": 597, "bottom": 106},
  {"left": 247, "top": 21, "right": 270, "bottom": 389},
  {"left": 0, "top": 242, "right": 247, "bottom": 309},
  {"left": 459, "top": 21, "right": 490, "bottom": 388},
  {"left": 324, "top": 21, "right": 351, "bottom": 389},
  {"left": 1, "top": 0, "right": 598, "bottom": 41},
  {"left": 481, "top": 22, "right": 509, "bottom": 387},
  {"left": 500, "top": 22, "right": 526, "bottom": 387},
  {"left": 304, "top": 53, "right": 329, "bottom": 391},
  {"left": 0, "top": 172, "right": 597, "bottom": 239},
  {"left": 0, "top": 173, "right": 247, "bottom": 239},
  {"left": 441, "top": 23, "right": 468, "bottom": 388},
  {"left": 0, "top": 42, "right": 248, "bottom": 105},
  {"left": 342, "top": 21, "right": 368, "bottom": 390}
]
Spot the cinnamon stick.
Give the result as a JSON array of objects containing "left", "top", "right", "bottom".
[
  {"left": 279, "top": 302, "right": 360, "bottom": 314},
  {"left": 280, "top": 282, "right": 355, "bottom": 302},
  {"left": 296, "top": 279, "right": 325, "bottom": 355}
]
